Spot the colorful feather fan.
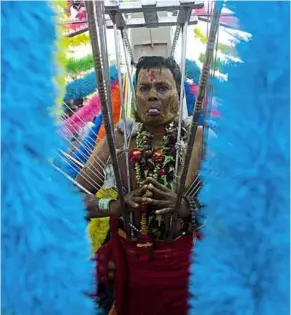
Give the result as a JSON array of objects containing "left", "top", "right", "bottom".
[
  {"left": 97, "top": 82, "right": 122, "bottom": 143},
  {"left": 65, "top": 113, "right": 103, "bottom": 179},
  {"left": 64, "top": 65, "right": 118, "bottom": 102},
  {"left": 190, "top": 2, "right": 290, "bottom": 315},
  {"left": 62, "top": 92, "right": 101, "bottom": 136},
  {"left": 1, "top": 2, "right": 94, "bottom": 314}
]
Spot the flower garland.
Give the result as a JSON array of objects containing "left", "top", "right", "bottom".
[
  {"left": 130, "top": 121, "right": 187, "bottom": 190},
  {"left": 129, "top": 121, "right": 187, "bottom": 241}
]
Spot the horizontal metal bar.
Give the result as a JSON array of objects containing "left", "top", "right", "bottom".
[
  {"left": 105, "top": 0, "right": 204, "bottom": 14},
  {"left": 66, "top": 27, "right": 89, "bottom": 37},
  {"left": 143, "top": 10, "right": 159, "bottom": 26},
  {"left": 59, "top": 13, "right": 232, "bottom": 27},
  {"left": 106, "top": 15, "right": 198, "bottom": 29}
]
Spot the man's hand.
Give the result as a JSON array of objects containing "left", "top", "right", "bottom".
[
  {"left": 84, "top": 194, "right": 120, "bottom": 218},
  {"left": 124, "top": 185, "right": 152, "bottom": 210},
  {"left": 141, "top": 177, "right": 189, "bottom": 217},
  {"left": 84, "top": 194, "right": 99, "bottom": 219}
]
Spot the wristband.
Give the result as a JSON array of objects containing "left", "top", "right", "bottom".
[{"left": 98, "top": 198, "right": 116, "bottom": 212}]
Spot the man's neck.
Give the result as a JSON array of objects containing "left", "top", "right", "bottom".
[{"left": 143, "top": 123, "right": 167, "bottom": 138}]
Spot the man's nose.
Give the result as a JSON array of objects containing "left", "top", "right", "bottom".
[{"left": 148, "top": 87, "right": 158, "bottom": 101}]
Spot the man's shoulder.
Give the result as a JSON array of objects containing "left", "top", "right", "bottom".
[
  {"left": 115, "top": 117, "right": 214, "bottom": 140},
  {"left": 116, "top": 118, "right": 139, "bottom": 138}
]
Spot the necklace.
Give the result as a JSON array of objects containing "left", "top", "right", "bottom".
[
  {"left": 130, "top": 121, "right": 187, "bottom": 189},
  {"left": 129, "top": 121, "right": 187, "bottom": 241}
]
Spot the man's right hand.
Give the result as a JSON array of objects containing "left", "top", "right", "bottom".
[
  {"left": 84, "top": 185, "right": 153, "bottom": 219},
  {"left": 84, "top": 194, "right": 120, "bottom": 219}
]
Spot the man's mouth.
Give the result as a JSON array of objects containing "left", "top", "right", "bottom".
[{"left": 147, "top": 108, "right": 161, "bottom": 116}]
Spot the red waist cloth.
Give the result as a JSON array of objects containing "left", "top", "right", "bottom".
[{"left": 97, "top": 219, "right": 194, "bottom": 315}]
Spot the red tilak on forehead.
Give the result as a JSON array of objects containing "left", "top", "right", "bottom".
[{"left": 149, "top": 70, "right": 156, "bottom": 82}]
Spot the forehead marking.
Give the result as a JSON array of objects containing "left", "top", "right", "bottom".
[{"left": 149, "top": 70, "right": 156, "bottom": 82}]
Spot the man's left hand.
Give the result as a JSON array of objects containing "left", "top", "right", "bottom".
[{"left": 141, "top": 177, "right": 189, "bottom": 218}]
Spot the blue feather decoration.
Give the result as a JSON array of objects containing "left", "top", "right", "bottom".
[
  {"left": 185, "top": 81, "right": 196, "bottom": 116},
  {"left": 64, "top": 66, "right": 118, "bottom": 102},
  {"left": 189, "top": 2, "right": 290, "bottom": 315},
  {"left": 65, "top": 114, "right": 103, "bottom": 178},
  {"left": 185, "top": 59, "right": 201, "bottom": 84},
  {"left": 1, "top": 2, "right": 94, "bottom": 314}
]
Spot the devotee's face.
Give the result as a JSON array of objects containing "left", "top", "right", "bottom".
[
  {"left": 136, "top": 68, "right": 179, "bottom": 125},
  {"left": 64, "top": 100, "right": 80, "bottom": 117}
]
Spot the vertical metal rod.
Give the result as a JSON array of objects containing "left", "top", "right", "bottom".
[
  {"left": 86, "top": 0, "right": 129, "bottom": 233},
  {"left": 203, "top": 26, "right": 219, "bottom": 158},
  {"left": 174, "top": 21, "right": 188, "bottom": 185},
  {"left": 113, "top": 24, "right": 131, "bottom": 194},
  {"left": 120, "top": 31, "right": 136, "bottom": 237},
  {"left": 93, "top": 2, "right": 114, "bottom": 135},
  {"left": 170, "top": 25, "right": 181, "bottom": 58},
  {"left": 121, "top": 29, "right": 136, "bottom": 111},
  {"left": 122, "top": 29, "right": 135, "bottom": 64},
  {"left": 169, "top": 2, "right": 222, "bottom": 240}
]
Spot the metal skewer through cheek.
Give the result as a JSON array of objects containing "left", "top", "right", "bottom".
[
  {"left": 168, "top": 2, "right": 223, "bottom": 241},
  {"left": 85, "top": 0, "right": 129, "bottom": 234}
]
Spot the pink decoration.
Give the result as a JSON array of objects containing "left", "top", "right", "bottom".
[
  {"left": 190, "top": 83, "right": 199, "bottom": 96},
  {"left": 190, "top": 83, "right": 207, "bottom": 108},
  {"left": 194, "top": 4, "right": 239, "bottom": 29},
  {"left": 61, "top": 83, "right": 116, "bottom": 137},
  {"left": 220, "top": 16, "right": 239, "bottom": 28},
  {"left": 210, "top": 109, "right": 220, "bottom": 117},
  {"left": 190, "top": 83, "right": 220, "bottom": 117},
  {"left": 194, "top": 8, "right": 207, "bottom": 16},
  {"left": 66, "top": 0, "right": 88, "bottom": 34},
  {"left": 62, "top": 93, "right": 101, "bottom": 137}
]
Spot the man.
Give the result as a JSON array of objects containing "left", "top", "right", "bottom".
[
  {"left": 62, "top": 98, "right": 95, "bottom": 154},
  {"left": 77, "top": 56, "right": 203, "bottom": 315},
  {"left": 63, "top": 98, "right": 84, "bottom": 118}
]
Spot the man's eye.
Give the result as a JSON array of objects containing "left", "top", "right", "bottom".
[
  {"left": 157, "top": 86, "right": 169, "bottom": 92},
  {"left": 140, "top": 86, "right": 149, "bottom": 92}
]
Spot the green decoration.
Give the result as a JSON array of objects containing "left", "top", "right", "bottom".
[
  {"left": 193, "top": 27, "right": 232, "bottom": 54},
  {"left": 198, "top": 53, "right": 224, "bottom": 70},
  {"left": 66, "top": 54, "right": 94, "bottom": 74}
]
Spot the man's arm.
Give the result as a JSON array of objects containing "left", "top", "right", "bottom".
[{"left": 76, "top": 136, "right": 109, "bottom": 195}]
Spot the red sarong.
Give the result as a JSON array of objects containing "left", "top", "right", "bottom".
[{"left": 97, "top": 219, "right": 194, "bottom": 315}]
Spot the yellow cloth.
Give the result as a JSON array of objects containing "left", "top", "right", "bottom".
[{"left": 87, "top": 187, "right": 118, "bottom": 254}]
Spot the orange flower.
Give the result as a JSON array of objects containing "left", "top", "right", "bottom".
[
  {"left": 152, "top": 149, "right": 164, "bottom": 163},
  {"left": 129, "top": 148, "right": 142, "bottom": 164}
]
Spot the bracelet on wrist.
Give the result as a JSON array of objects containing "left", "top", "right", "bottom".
[{"left": 98, "top": 198, "right": 117, "bottom": 212}]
